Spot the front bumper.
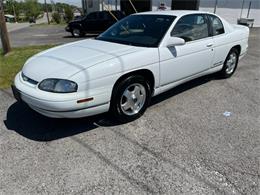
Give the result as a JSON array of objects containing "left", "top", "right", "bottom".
[
  {"left": 28, "top": 102, "right": 109, "bottom": 118},
  {"left": 13, "top": 72, "right": 110, "bottom": 118},
  {"left": 65, "top": 26, "right": 71, "bottom": 32}
]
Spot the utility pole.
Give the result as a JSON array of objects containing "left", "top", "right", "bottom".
[
  {"left": 214, "top": 0, "right": 218, "bottom": 14},
  {"left": 101, "top": 0, "right": 104, "bottom": 11},
  {"left": 247, "top": 1, "right": 252, "bottom": 18},
  {"left": 12, "top": 3, "right": 16, "bottom": 23},
  {"left": 44, "top": 0, "right": 50, "bottom": 24},
  {"left": 240, "top": 0, "right": 245, "bottom": 18},
  {"left": 0, "top": 0, "right": 11, "bottom": 55}
]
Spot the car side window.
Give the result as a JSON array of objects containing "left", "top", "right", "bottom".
[
  {"left": 105, "top": 12, "right": 114, "bottom": 20},
  {"left": 98, "top": 12, "right": 106, "bottom": 20},
  {"left": 86, "top": 12, "right": 97, "bottom": 20},
  {"left": 171, "top": 14, "right": 209, "bottom": 42},
  {"left": 113, "top": 11, "right": 124, "bottom": 19},
  {"left": 209, "top": 15, "right": 225, "bottom": 36}
]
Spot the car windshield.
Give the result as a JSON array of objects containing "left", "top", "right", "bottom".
[{"left": 96, "top": 14, "right": 176, "bottom": 47}]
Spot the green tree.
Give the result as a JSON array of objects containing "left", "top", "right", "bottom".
[
  {"left": 5, "top": 0, "right": 14, "bottom": 14},
  {"left": 24, "top": 0, "right": 40, "bottom": 19},
  {"left": 64, "top": 6, "right": 73, "bottom": 23},
  {"left": 5, "top": 0, "right": 21, "bottom": 20},
  {"left": 52, "top": 12, "right": 61, "bottom": 24}
]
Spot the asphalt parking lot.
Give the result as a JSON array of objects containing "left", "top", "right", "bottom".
[
  {"left": 4, "top": 24, "right": 88, "bottom": 48},
  {"left": 0, "top": 28, "right": 259, "bottom": 194}
]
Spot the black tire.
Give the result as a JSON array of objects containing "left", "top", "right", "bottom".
[
  {"left": 110, "top": 75, "right": 152, "bottom": 123},
  {"left": 219, "top": 48, "right": 239, "bottom": 78},
  {"left": 71, "top": 28, "right": 84, "bottom": 37}
]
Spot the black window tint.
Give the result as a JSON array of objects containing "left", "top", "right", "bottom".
[
  {"left": 171, "top": 14, "right": 209, "bottom": 42},
  {"left": 97, "top": 15, "right": 175, "bottom": 47},
  {"left": 106, "top": 12, "right": 114, "bottom": 20},
  {"left": 209, "top": 15, "right": 225, "bottom": 35},
  {"left": 113, "top": 11, "right": 123, "bottom": 19},
  {"left": 86, "top": 12, "right": 97, "bottom": 20},
  {"left": 98, "top": 12, "right": 105, "bottom": 19}
]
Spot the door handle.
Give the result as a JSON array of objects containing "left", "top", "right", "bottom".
[{"left": 207, "top": 43, "right": 214, "bottom": 47}]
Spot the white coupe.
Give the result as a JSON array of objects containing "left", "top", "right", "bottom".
[{"left": 13, "top": 11, "right": 249, "bottom": 122}]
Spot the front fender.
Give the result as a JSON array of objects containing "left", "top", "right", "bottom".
[
  {"left": 69, "top": 48, "right": 160, "bottom": 103},
  {"left": 70, "top": 23, "right": 83, "bottom": 30}
]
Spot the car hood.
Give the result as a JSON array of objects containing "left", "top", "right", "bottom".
[
  {"left": 22, "top": 39, "right": 138, "bottom": 82},
  {"left": 69, "top": 19, "right": 82, "bottom": 25},
  {"left": 70, "top": 18, "right": 82, "bottom": 22}
]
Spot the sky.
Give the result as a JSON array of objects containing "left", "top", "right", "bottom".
[
  {"left": 38, "top": 0, "right": 82, "bottom": 7},
  {"left": 200, "top": 0, "right": 260, "bottom": 9},
  {"left": 31, "top": 0, "right": 260, "bottom": 9}
]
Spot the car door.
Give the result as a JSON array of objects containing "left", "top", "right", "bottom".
[
  {"left": 99, "top": 12, "right": 114, "bottom": 32},
  {"left": 159, "top": 14, "right": 214, "bottom": 86},
  {"left": 208, "top": 14, "right": 229, "bottom": 68},
  {"left": 82, "top": 12, "right": 98, "bottom": 33}
]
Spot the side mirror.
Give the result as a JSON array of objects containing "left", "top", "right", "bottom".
[{"left": 167, "top": 37, "right": 185, "bottom": 47}]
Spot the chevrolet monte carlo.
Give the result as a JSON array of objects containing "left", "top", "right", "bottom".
[{"left": 13, "top": 11, "right": 249, "bottom": 122}]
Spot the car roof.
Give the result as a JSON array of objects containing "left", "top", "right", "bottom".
[
  {"left": 135, "top": 10, "right": 210, "bottom": 17},
  {"left": 5, "top": 14, "right": 15, "bottom": 18},
  {"left": 102, "top": 10, "right": 122, "bottom": 13}
]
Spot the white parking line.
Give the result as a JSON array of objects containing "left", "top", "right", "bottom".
[{"left": 33, "top": 34, "right": 49, "bottom": 37}]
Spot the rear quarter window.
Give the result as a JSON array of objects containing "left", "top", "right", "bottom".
[{"left": 208, "top": 15, "right": 225, "bottom": 36}]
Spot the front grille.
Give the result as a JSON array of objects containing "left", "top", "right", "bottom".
[{"left": 22, "top": 72, "right": 39, "bottom": 85}]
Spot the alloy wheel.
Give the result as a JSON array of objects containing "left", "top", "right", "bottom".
[
  {"left": 120, "top": 83, "right": 146, "bottom": 116},
  {"left": 225, "top": 52, "right": 237, "bottom": 74},
  {"left": 73, "top": 29, "right": 80, "bottom": 37}
]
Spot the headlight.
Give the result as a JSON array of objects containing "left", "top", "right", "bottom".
[{"left": 38, "top": 79, "right": 78, "bottom": 93}]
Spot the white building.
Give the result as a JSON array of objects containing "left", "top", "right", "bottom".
[
  {"left": 81, "top": 0, "right": 200, "bottom": 15},
  {"left": 81, "top": 0, "right": 260, "bottom": 26}
]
